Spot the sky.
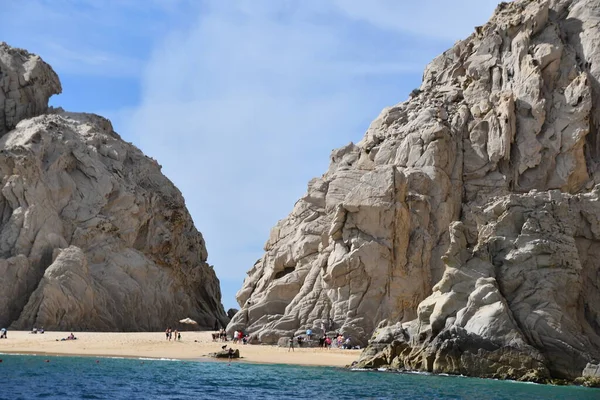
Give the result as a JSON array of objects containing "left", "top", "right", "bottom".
[{"left": 0, "top": 0, "right": 500, "bottom": 311}]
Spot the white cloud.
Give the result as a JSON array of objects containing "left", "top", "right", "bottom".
[{"left": 331, "top": 0, "right": 501, "bottom": 40}]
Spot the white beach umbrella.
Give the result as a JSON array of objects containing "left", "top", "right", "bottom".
[{"left": 179, "top": 318, "right": 198, "bottom": 325}]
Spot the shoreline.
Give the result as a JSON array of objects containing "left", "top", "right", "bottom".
[
  {"left": 2, "top": 346, "right": 599, "bottom": 389},
  {"left": 0, "top": 331, "right": 361, "bottom": 367}
]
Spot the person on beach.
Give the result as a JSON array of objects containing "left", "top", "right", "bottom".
[
  {"left": 228, "top": 347, "right": 235, "bottom": 361},
  {"left": 165, "top": 328, "right": 169, "bottom": 340},
  {"left": 0, "top": 328, "right": 6, "bottom": 339},
  {"left": 343, "top": 337, "right": 351, "bottom": 349},
  {"left": 173, "top": 329, "right": 178, "bottom": 342},
  {"left": 288, "top": 335, "right": 294, "bottom": 352},
  {"left": 57, "top": 333, "right": 77, "bottom": 341}
]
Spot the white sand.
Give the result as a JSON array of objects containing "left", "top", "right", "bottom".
[{"left": 0, "top": 331, "right": 361, "bottom": 367}]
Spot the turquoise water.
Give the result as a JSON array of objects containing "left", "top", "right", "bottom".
[{"left": 0, "top": 354, "right": 598, "bottom": 399}]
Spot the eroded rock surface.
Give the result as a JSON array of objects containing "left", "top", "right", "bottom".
[
  {"left": 0, "top": 43, "right": 228, "bottom": 331},
  {"left": 0, "top": 42, "right": 61, "bottom": 136},
  {"left": 229, "top": 0, "right": 600, "bottom": 380}
]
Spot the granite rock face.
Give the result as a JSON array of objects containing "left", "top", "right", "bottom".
[
  {"left": 0, "top": 43, "right": 228, "bottom": 331},
  {"left": 357, "top": 189, "right": 600, "bottom": 380},
  {"left": 229, "top": 0, "right": 600, "bottom": 380}
]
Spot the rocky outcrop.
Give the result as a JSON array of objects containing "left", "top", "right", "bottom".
[
  {"left": 583, "top": 363, "right": 600, "bottom": 379},
  {"left": 0, "top": 43, "right": 228, "bottom": 331},
  {"left": 577, "top": 363, "right": 600, "bottom": 387},
  {"left": 207, "top": 348, "right": 240, "bottom": 359},
  {"left": 0, "top": 42, "right": 61, "bottom": 137},
  {"left": 229, "top": 0, "right": 600, "bottom": 380},
  {"left": 357, "top": 189, "right": 600, "bottom": 380}
]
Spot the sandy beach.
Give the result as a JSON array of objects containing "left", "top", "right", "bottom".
[{"left": 0, "top": 331, "right": 361, "bottom": 367}]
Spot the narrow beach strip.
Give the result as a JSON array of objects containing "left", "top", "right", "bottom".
[{"left": 0, "top": 331, "right": 361, "bottom": 367}]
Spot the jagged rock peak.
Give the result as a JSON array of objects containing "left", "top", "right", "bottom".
[
  {"left": 0, "top": 43, "right": 228, "bottom": 330},
  {"left": 0, "top": 42, "right": 62, "bottom": 136},
  {"left": 229, "top": 0, "right": 600, "bottom": 381}
]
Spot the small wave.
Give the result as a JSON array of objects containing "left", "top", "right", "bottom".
[
  {"left": 401, "top": 370, "right": 432, "bottom": 376},
  {"left": 504, "top": 379, "right": 541, "bottom": 386}
]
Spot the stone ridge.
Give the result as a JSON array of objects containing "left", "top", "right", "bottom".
[
  {"left": 0, "top": 43, "right": 228, "bottom": 331},
  {"left": 228, "top": 0, "right": 600, "bottom": 380}
]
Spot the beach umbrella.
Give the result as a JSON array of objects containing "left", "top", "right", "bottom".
[{"left": 179, "top": 318, "right": 197, "bottom": 325}]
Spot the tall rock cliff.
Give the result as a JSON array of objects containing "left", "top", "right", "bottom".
[
  {"left": 0, "top": 43, "right": 228, "bottom": 331},
  {"left": 228, "top": 0, "right": 600, "bottom": 380}
]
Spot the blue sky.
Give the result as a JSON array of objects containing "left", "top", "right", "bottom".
[{"left": 1, "top": 0, "right": 500, "bottom": 311}]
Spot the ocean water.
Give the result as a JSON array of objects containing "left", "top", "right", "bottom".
[{"left": 0, "top": 354, "right": 598, "bottom": 400}]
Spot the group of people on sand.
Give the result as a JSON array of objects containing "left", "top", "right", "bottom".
[
  {"left": 212, "top": 328, "right": 250, "bottom": 344},
  {"left": 232, "top": 330, "right": 250, "bottom": 345},
  {"left": 30, "top": 327, "right": 45, "bottom": 334},
  {"left": 165, "top": 327, "right": 181, "bottom": 341},
  {"left": 319, "top": 333, "right": 355, "bottom": 349},
  {"left": 288, "top": 330, "right": 357, "bottom": 351},
  {"left": 215, "top": 328, "right": 227, "bottom": 341}
]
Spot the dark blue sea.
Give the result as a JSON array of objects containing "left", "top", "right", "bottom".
[{"left": 0, "top": 354, "right": 598, "bottom": 400}]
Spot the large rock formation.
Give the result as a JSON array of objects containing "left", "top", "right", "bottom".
[
  {"left": 229, "top": 0, "right": 600, "bottom": 380},
  {"left": 0, "top": 43, "right": 228, "bottom": 331}
]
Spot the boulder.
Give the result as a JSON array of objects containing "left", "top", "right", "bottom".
[
  {"left": 208, "top": 349, "right": 240, "bottom": 359},
  {"left": 583, "top": 363, "right": 600, "bottom": 378}
]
